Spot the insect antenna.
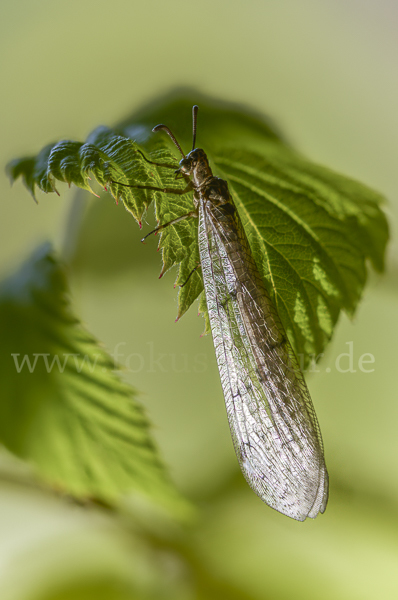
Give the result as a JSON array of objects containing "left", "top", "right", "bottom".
[
  {"left": 191, "top": 105, "right": 199, "bottom": 151},
  {"left": 152, "top": 124, "right": 186, "bottom": 158}
]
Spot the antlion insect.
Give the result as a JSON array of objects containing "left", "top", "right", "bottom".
[{"left": 111, "top": 106, "right": 328, "bottom": 521}]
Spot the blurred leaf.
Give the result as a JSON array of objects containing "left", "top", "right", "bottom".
[
  {"left": 183, "top": 548, "right": 259, "bottom": 600},
  {"left": 0, "top": 470, "right": 192, "bottom": 600},
  {"left": 0, "top": 244, "right": 187, "bottom": 513},
  {"left": 8, "top": 94, "right": 389, "bottom": 365},
  {"left": 0, "top": 462, "right": 257, "bottom": 600}
]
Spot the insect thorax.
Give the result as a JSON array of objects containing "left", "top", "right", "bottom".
[
  {"left": 190, "top": 149, "right": 213, "bottom": 187},
  {"left": 202, "top": 177, "right": 233, "bottom": 208},
  {"left": 189, "top": 148, "right": 233, "bottom": 210}
]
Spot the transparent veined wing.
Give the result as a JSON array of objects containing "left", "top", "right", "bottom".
[{"left": 198, "top": 197, "right": 328, "bottom": 521}]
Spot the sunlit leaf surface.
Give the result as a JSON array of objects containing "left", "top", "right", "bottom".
[{"left": 8, "top": 96, "right": 389, "bottom": 366}]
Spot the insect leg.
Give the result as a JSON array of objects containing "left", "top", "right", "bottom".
[
  {"left": 135, "top": 149, "right": 178, "bottom": 169},
  {"left": 109, "top": 179, "right": 194, "bottom": 195},
  {"left": 141, "top": 210, "right": 198, "bottom": 242},
  {"left": 179, "top": 263, "right": 202, "bottom": 288}
]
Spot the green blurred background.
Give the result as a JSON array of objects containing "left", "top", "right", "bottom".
[{"left": 1, "top": 1, "right": 398, "bottom": 599}]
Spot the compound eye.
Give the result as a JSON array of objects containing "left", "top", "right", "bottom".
[{"left": 179, "top": 158, "right": 192, "bottom": 174}]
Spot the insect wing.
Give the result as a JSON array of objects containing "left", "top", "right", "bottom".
[{"left": 198, "top": 199, "right": 328, "bottom": 521}]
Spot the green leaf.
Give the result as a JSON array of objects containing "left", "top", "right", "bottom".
[
  {"left": 7, "top": 130, "right": 184, "bottom": 222},
  {"left": 8, "top": 94, "right": 389, "bottom": 366},
  {"left": 212, "top": 145, "right": 389, "bottom": 362},
  {"left": 0, "top": 244, "right": 188, "bottom": 513}
]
